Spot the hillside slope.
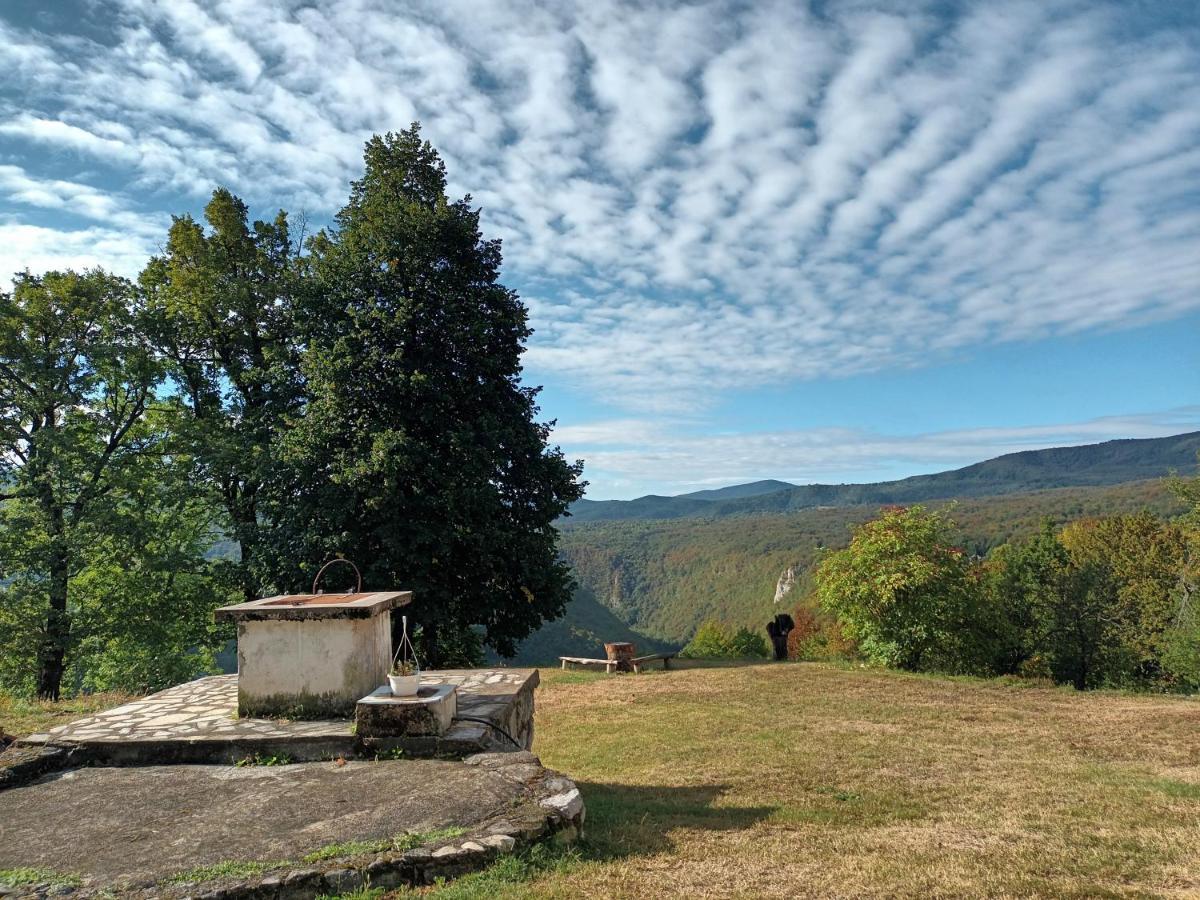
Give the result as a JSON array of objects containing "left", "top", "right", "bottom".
[
  {"left": 568, "top": 431, "right": 1200, "bottom": 523},
  {"left": 499, "top": 480, "right": 1185, "bottom": 663}
]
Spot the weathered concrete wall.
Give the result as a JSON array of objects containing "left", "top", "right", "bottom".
[{"left": 236, "top": 613, "right": 391, "bottom": 718}]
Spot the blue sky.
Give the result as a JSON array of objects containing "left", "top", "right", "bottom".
[{"left": 1, "top": 0, "right": 1198, "bottom": 499}]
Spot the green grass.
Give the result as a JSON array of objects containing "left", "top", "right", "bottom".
[
  {"left": 367, "top": 662, "right": 1200, "bottom": 898},
  {"left": 166, "top": 859, "right": 287, "bottom": 884},
  {"left": 234, "top": 751, "right": 295, "bottom": 767},
  {"left": 0, "top": 867, "right": 83, "bottom": 888},
  {"left": 0, "top": 691, "right": 134, "bottom": 738},
  {"left": 164, "top": 828, "right": 470, "bottom": 886}
]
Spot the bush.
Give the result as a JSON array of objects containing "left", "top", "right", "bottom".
[
  {"left": 729, "top": 626, "right": 769, "bottom": 659},
  {"left": 816, "top": 505, "right": 985, "bottom": 673},
  {"left": 680, "top": 620, "right": 768, "bottom": 659},
  {"left": 786, "top": 607, "right": 822, "bottom": 659}
]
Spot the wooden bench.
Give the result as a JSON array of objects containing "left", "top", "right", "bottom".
[
  {"left": 559, "top": 653, "right": 676, "bottom": 674},
  {"left": 630, "top": 653, "right": 675, "bottom": 673}
]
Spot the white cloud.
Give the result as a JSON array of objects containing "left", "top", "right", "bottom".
[
  {"left": 0, "top": 0, "right": 1197, "bottom": 410},
  {"left": 0, "top": 166, "right": 165, "bottom": 284}
]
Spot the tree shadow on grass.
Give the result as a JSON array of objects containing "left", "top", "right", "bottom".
[
  {"left": 403, "top": 783, "right": 775, "bottom": 898},
  {"left": 576, "top": 781, "right": 776, "bottom": 861}
]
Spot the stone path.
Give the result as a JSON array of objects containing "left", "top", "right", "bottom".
[{"left": 18, "top": 669, "right": 537, "bottom": 763}]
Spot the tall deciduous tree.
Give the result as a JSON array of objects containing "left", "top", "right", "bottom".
[
  {"left": 816, "top": 505, "right": 983, "bottom": 672},
  {"left": 140, "top": 189, "right": 302, "bottom": 601},
  {"left": 274, "top": 126, "right": 585, "bottom": 665},
  {"left": 1060, "top": 511, "right": 1186, "bottom": 683},
  {"left": 0, "top": 270, "right": 160, "bottom": 698}
]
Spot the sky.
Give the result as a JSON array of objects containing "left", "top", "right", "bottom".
[{"left": 1, "top": 0, "right": 1198, "bottom": 500}]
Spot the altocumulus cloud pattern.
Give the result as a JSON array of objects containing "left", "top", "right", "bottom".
[{"left": 1, "top": 0, "right": 1199, "bottom": 418}]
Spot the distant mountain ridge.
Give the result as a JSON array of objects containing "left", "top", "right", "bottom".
[{"left": 567, "top": 432, "right": 1200, "bottom": 524}]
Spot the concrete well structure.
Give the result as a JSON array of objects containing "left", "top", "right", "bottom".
[{"left": 215, "top": 591, "right": 411, "bottom": 718}]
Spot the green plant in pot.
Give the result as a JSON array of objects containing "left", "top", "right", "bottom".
[{"left": 389, "top": 615, "right": 421, "bottom": 696}]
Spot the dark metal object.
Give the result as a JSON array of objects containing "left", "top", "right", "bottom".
[
  {"left": 312, "top": 558, "right": 362, "bottom": 595},
  {"left": 767, "top": 613, "right": 794, "bottom": 661}
]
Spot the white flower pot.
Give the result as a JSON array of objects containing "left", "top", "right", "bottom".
[{"left": 388, "top": 673, "right": 420, "bottom": 696}]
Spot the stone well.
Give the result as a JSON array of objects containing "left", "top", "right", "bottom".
[{"left": 215, "top": 590, "right": 411, "bottom": 718}]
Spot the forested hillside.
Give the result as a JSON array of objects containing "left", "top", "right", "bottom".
[
  {"left": 504, "top": 479, "right": 1184, "bottom": 663},
  {"left": 569, "top": 432, "right": 1200, "bottom": 522}
]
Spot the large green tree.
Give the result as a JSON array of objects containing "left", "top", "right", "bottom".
[
  {"left": 0, "top": 270, "right": 237, "bottom": 698},
  {"left": 0, "top": 271, "right": 160, "bottom": 698},
  {"left": 816, "top": 505, "right": 985, "bottom": 672},
  {"left": 1060, "top": 511, "right": 1186, "bottom": 685},
  {"left": 272, "top": 126, "right": 584, "bottom": 665},
  {"left": 140, "top": 189, "right": 302, "bottom": 601}
]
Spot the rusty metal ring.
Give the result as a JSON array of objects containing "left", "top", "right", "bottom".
[{"left": 312, "top": 558, "right": 362, "bottom": 595}]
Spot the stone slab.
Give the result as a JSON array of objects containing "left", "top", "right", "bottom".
[
  {"left": 0, "top": 753, "right": 584, "bottom": 898},
  {"left": 215, "top": 590, "right": 411, "bottom": 621},
  {"left": 356, "top": 684, "right": 457, "bottom": 737}
]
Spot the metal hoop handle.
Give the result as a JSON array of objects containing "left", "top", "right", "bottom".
[{"left": 312, "top": 558, "right": 362, "bottom": 595}]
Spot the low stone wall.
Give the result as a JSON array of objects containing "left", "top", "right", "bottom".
[{"left": 0, "top": 752, "right": 584, "bottom": 900}]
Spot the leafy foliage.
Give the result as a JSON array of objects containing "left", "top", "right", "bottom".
[
  {"left": 140, "top": 188, "right": 303, "bottom": 601},
  {"left": 0, "top": 271, "right": 236, "bottom": 698},
  {"left": 264, "top": 126, "right": 584, "bottom": 665},
  {"left": 680, "top": 619, "right": 768, "bottom": 659},
  {"left": 816, "top": 506, "right": 983, "bottom": 672},
  {"left": 808, "top": 499, "right": 1200, "bottom": 690}
]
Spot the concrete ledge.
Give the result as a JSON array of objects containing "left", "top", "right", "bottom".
[{"left": 356, "top": 684, "right": 457, "bottom": 738}]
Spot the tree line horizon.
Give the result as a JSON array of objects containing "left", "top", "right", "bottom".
[{"left": 0, "top": 124, "right": 585, "bottom": 700}]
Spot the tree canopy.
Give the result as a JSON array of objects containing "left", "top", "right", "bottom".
[
  {"left": 274, "top": 127, "right": 584, "bottom": 665},
  {"left": 1, "top": 125, "right": 584, "bottom": 695}
]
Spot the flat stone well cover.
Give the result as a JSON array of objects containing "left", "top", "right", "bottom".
[{"left": 215, "top": 590, "right": 411, "bottom": 621}]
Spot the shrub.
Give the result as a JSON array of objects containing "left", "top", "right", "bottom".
[
  {"left": 681, "top": 620, "right": 768, "bottom": 659},
  {"left": 816, "top": 505, "right": 985, "bottom": 673},
  {"left": 786, "top": 606, "right": 822, "bottom": 659},
  {"left": 728, "top": 626, "right": 769, "bottom": 659}
]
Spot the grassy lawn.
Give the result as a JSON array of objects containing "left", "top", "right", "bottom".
[
  {"left": 7, "top": 665, "right": 1200, "bottom": 897},
  {"left": 0, "top": 690, "right": 134, "bottom": 739},
  {"left": 381, "top": 662, "right": 1200, "bottom": 899}
]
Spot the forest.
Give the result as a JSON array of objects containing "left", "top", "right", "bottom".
[
  {"left": 550, "top": 479, "right": 1184, "bottom": 651},
  {"left": 802, "top": 478, "right": 1200, "bottom": 691}
]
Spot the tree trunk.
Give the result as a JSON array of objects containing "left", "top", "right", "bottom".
[{"left": 36, "top": 510, "right": 70, "bottom": 700}]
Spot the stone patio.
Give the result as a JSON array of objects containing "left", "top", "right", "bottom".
[{"left": 17, "top": 669, "right": 538, "bottom": 764}]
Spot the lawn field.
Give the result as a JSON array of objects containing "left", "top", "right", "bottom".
[
  {"left": 433, "top": 662, "right": 1200, "bottom": 899},
  {"left": 6, "top": 666, "right": 1200, "bottom": 898}
]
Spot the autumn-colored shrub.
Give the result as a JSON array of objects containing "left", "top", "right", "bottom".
[{"left": 786, "top": 606, "right": 821, "bottom": 659}]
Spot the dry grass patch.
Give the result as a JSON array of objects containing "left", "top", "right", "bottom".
[
  {"left": 383, "top": 662, "right": 1200, "bottom": 899},
  {"left": 0, "top": 691, "right": 135, "bottom": 739}
]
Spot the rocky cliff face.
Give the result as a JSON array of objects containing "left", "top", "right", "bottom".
[{"left": 774, "top": 565, "right": 799, "bottom": 604}]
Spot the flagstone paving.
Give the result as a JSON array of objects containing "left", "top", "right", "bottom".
[{"left": 17, "top": 669, "right": 537, "bottom": 762}]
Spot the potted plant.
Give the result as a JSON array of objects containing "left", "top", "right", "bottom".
[{"left": 388, "top": 615, "right": 421, "bottom": 696}]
